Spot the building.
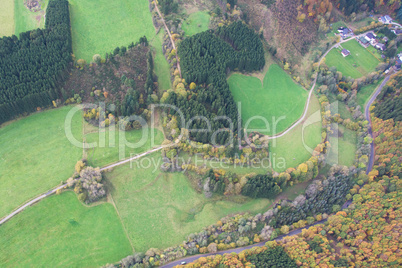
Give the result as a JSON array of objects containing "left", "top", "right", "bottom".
[
  {"left": 341, "top": 49, "right": 350, "bottom": 57},
  {"left": 375, "top": 43, "right": 386, "bottom": 51},
  {"left": 358, "top": 36, "right": 370, "bottom": 48},
  {"left": 337, "top": 27, "right": 353, "bottom": 38},
  {"left": 379, "top": 15, "right": 392, "bottom": 24},
  {"left": 365, "top": 32, "right": 376, "bottom": 42},
  {"left": 391, "top": 29, "right": 402, "bottom": 35}
]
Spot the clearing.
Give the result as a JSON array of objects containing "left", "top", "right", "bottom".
[
  {"left": 150, "top": 30, "right": 172, "bottom": 93},
  {"left": 269, "top": 93, "right": 322, "bottom": 172},
  {"left": 0, "top": 106, "right": 82, "bottom": 219},
  {"left": 14, "top": 0, "right": 48, "bottom": 36},
  {"left": 0, "top": 192, "right": 132, "bottom": 267},
  {"left": 182, "top": 11, "right": 210, "bottom": 36},
  {"left": 228, "top": 64, "right": 308, "bottom": 136},
  {"left": 327, "top": 124, "right": 357, "bottom": 167},
  {"left": 325, "top": 39, "right": 379, "bottom": 79},
  {"left": 0, "top": 0, "right": 14, "bottom": 37},
  {"left": 105, "top": 153, "right": 272, "bottom": 252},
  {"left": 68, "top": 0, "right": 155, "bottom": 62}
]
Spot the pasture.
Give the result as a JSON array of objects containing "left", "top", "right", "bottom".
[
  {"left": 327, "top": 124, "right": 357, "bottom": 167},
  {"left": 151, "top": 31, "right": 172, "bottom": 92},
  {"left": 182, "top": 11, "right": 210, "bottom": 36},
  {"left": 84, "top": 127, "right": 164, "bottom": 167},
  {"left": 14, "top": 0, "right": 48, "bottom": 35},
  {"left": 0, "top": 0, "right": 14, "bottom": 37},
  {"left": 228, "top": 64, "right": 308, "bottom": 136},
  {"left": 106, "top": 153, "right": 271, "bottom": 252},
  {"left": 269, "top": 94, "right": 322, "bottom": 172},
  {"left": 325, "top": 40, "right": 379, "bottom": 79},
  {"left": 68, "top": 0, "right": 155, "bottom": 62},
  {"left": 0, "top": 106, "right": 82, "bottom": 219},
  {"left": 0, "top": 192, "right": 132, "bottom": 267}
]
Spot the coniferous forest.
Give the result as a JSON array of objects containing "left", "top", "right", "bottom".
[
  {"left": 166, "top": 21, "right": 265, "bottom": 144},
  {"left": 0, "top": 0, "right": 72, "bottom": 124}
]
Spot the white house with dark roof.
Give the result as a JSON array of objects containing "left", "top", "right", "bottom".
[
  {"left": 341, "top": 49, "right": 350, "bottom": 57},
  {"left": 379, "top": 15, "right": 392, "bottom": 24}
]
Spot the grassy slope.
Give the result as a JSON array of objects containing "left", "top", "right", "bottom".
[
  {"left": 85, "top": 127, "right": 164, "bottom": 167},
  {"left": 0, "top": 106, "right": 82, "bottom": 218},
  {"left": 107, "top": 153, "right": 271, "bottom": 252},
  {"left": 228, "top": 64, "right": 308, "bottom": 135},
  {"left": 269, "top": 94, "right": 322, "bottom": 172},
  {"left": 0, "top": 0, "right": 14, "bottom": 37},
  {"left": 68, "top": 0, "right": 155, "bottom": 62},
  {"left": 0, "top": 192, "right": 132, "bottom": 267},
  {"left": 151, "top": 30, "right": 172, "bottom": 92},
  {"left": 14, "top": 0, "right": 49, "bottom": 35},
  {"left": 327, "top": 124, "right": 357, "bottom": 167},
  {"left": 326, "top": 40, "right": 379, "bottom": 79},
  {"left": 182, "top": 11, "right": 210, "bottom": 36},
  {"left": 356, "top": 79, "right": 383, "bottom": 109}
]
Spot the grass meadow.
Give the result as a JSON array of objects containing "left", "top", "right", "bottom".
[
  {"left": 0, "top": 192, "right": 132, "bottom": 267},
  {"left": 84, "top": 127, "right": 164, "bottom": 167},
  {"left": 106, "top": 153, "right": 272, "bottom": 252},
  {"left": 151, "top": 31, "right": 172, "bottom": 93},
  {"left": 0, "top": 0, "right": 14, "bottom": 37},
  {"left": 14, "top": 0, "right": 48, "bottom": 36},
  {"left": 182, "top": 11, "right": 210, "bottom": 36},
  {"left": 327, "top": 124, "right": 357, "bottom": 167},
  {"left": 68, "top": 0, "right": 155, "bottom": 62},
  {"left": 269, "top": 94, "right": 322, "bottom": 172},
  {"left": 228, "top": 64, "right": 308, "bottom": 136},
  {"left": 0, "top": 106, "right": 83, "bottom": 219},
  {"left": 325, "top": 40, "right": 379, "bottom": 79},
  {"left": 356, "top": 79, "right": 382, "bottom": 109}
]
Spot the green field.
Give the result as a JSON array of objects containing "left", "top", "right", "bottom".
[
  {"left": 68, "top": 0, "right": 155, "bottom": 62},
  {"left": 325, "top": 40, "right": 379, "bottom": 79},
  {"left": 182, "top": 11, "right": 210, "bottom": 36},
  {"left": 151, "top": 30, "right": 172, "bottom": 92},
  {"left": 0, "top": 106, "right": 83, "bottom": 219},
  {"left": 269, "top": 94, "right": 322, "bottom": 172},
  {"left": 0, "top": 0, "right": 14, "bottom": 37},
  {"left": 327, "top": 124, "right": 357, "bottom": 167},
  {"left": 106, "top": 153, "right": 271, "bottom": 252},
  {"left": 228, "top": 64, "right": 308, "bottom": 136},
  {"left": 14, "top": 0, "right": 48, "bottom": 36},
  {"left": 0, "top": 192, "right": 132, "bottom": 267},
  {"left": 85, "top": 127, "right": 164, "bottom": 167},
  {"left": 330, "top": 21, "right": 347, "bottom": 35},
  {"left": 356, "top": 79, "right": 382, "bottom": 109}
]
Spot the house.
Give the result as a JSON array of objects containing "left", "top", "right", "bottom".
[
  {"left": 365, "top": 32, "right": 376, "bottom": 42},
  {"left": 397, "top": 53, "right": 402, "bottom": 61},
  {"left": 379, "top": 15, "right": 392, "bottom": 24},
  {"left": 358, "top": 36, "right": 370, "bottom": 48},
  {"left": 383, "top": 36, "right": 389, "bottom": 43},
  {"left": 375, "top": 43, "right": 386, "bottom": 51},
  {"left": 338, "top": 27, "right": 353, "bottom": 38},
  {"left": 341, "top": 49, "right": 350, "bottom": 57},
  {"left": 395, "top": 59, "right": 402, "bottom": 70}
]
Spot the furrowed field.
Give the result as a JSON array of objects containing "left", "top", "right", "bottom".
[
  {"left": 0, "top": 192, "right": 132, "bottom": 267},
  {"left": 68, "top": 0, "right": 155, "bottom": 62},
  {"left": 0, "top": 106, "right": 82, "bottom": 219},
  {"left": 105, "top": 153, "right": 272, "bottom": 252},
  {"left": 228, "top": 64, "right": 308, "bottom": 136},
  {"left": 325, "top": 40, "right": 379, "bottom": 79}
]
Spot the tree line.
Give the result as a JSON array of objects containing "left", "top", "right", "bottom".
[
  {"left": 0, "top": 0, "right": 72, "bottom": 125},
  {"left": 166, "top": 21, "right": 265, "bottom": 144}
]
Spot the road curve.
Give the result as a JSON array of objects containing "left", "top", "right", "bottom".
[
  {"left": 0, "top": 146, "right": 165, "bottom": 226},
  {"left": 267, "top": 33, "right": 368, "bottom": 140},
  {"left": 364, "top": 75, "right": 391, "bottom": 173}
]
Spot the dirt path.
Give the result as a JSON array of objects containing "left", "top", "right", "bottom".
[{"left": 153, "top": 1, "right": 182, "bottom": 78}]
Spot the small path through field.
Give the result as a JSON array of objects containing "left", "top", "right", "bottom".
[
  {"left": 0, "top": 146, "right": 167, "bottom": 226},
  {"left": 153, "top": 1, "right": 181, "bottom": 77},
  {"left": 267, "top": 32, "right": 371, "bottom": 140}
]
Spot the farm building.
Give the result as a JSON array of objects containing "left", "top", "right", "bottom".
[
  {"left": 341, "top": 49, "right": 350, "bottom": 57},
  {"left": 379, "top": 15, "right": 392, "bottom": 24},
  {"left": 337, "top": 27, "right": 353, "bottom": 38},
  {"left": 358, "top": 36, "right": 370, "bottom": 48}
]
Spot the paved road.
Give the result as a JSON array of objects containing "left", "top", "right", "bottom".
[
  {"left": 0, "top": 146, "right": 166, "bottom": 226},
  {"left": 267, "top": 32, "right": 368, "bottom": 140},
  {"left": 153, "top": 2, "right": 181, "bottom": 77},
  {"left": 364, "top": 75, "right": 391, "bottom": 174}
]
